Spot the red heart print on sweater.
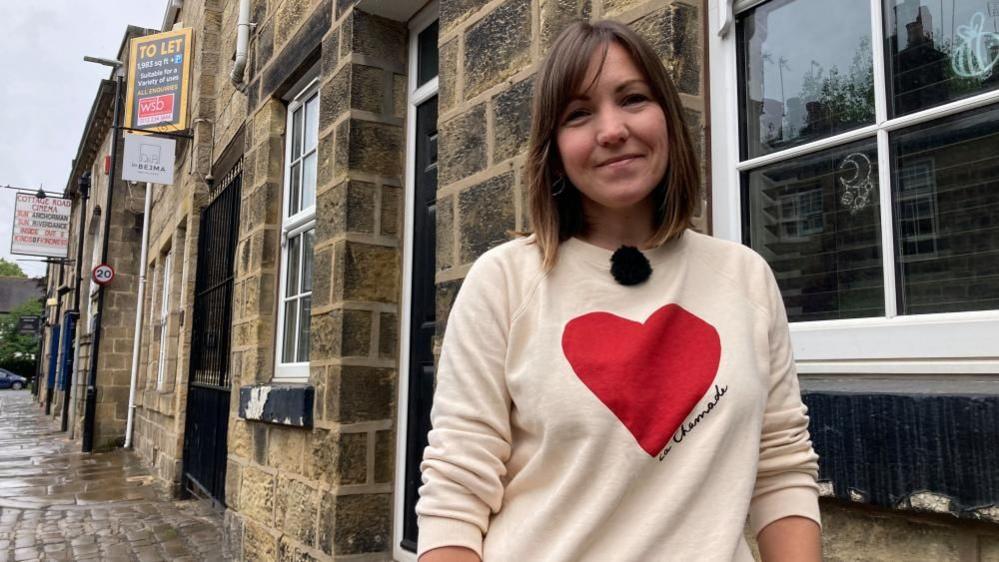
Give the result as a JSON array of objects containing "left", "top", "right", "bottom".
[{"left": 562, "top": 304, "right": 721, "bottom": 456}]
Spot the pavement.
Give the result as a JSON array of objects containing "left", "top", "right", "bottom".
[{"left": 0, "top": 390, "right": 230, "bottom": 562}]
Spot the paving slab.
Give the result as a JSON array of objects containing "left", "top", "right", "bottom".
[{"left": 0, "top": 391, "right": 232, "bottom": 561}]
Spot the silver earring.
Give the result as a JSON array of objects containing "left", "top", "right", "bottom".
[{"left": 552, "top": 175, "right": 567, "bottom": 197}]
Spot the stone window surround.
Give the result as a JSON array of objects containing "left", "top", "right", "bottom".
[
  {"left": 274, "top": 70, "right": 321, "bottom": 383},
  {"left": 707, "top": 0, "right": 999, "bottom": 373}
]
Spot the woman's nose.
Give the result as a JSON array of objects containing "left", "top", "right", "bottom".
[{"left": 595, "top": 111, "right": 628, "bottom": 146}]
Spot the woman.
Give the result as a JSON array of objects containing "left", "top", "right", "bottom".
[{"left": 416, "top": 20, "right": 821, "bottom": 562}]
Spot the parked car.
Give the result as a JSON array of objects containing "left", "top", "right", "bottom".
[{"left": 0, "top": 369, "right": 28, "bottom": 390}]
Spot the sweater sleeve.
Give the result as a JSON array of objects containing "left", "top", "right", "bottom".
[
  {"left": 748, "top": 264, "right": 822, "bottom": 537},
  {"left": 415, "top": 252, "right": 514, "bottom": 559}
]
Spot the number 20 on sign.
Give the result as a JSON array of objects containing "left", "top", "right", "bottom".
[{"left": 92, "top": 264, "right": 115, "bottom": 286}]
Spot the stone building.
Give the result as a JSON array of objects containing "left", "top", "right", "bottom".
[
  {"left": 36, "top": 27, "right": 158, "bottom": 448},
  {"left": 42, "top": 0, "right": 999, "bottom": 560}
]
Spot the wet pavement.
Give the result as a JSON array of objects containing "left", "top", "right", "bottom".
[{"left": 0, "top": 390, "right": 230, "bottom": 561}]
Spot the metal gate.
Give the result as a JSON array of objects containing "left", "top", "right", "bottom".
[{"left": 182, "top": 161, "right": 241, "bottom": 506}]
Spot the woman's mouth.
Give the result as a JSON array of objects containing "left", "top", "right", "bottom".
[{"left": 598, "top": 155, "right": 643, "bottom": 169}]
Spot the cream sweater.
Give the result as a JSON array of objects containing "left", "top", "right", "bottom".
[{"left": 416, "top": 230, "right": 820, "bottom": 561}]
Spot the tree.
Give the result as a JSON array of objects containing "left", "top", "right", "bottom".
[
  {"left": 0, "top": 258, "right": 26, "bottom": 277},
  {"left": 0, "top": 298, "right": 44, "bottom": 377}
]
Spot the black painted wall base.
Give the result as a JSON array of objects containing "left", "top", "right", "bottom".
[
  {"left": 238, "top": 384, "right": 314, "bottom": 428},
  {"left": 802, "top": 380, "right": 999, "bottom": 523}
]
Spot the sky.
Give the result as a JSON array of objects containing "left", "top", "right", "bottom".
[{"left": 0, "top": 1, "right": 165, "bottom": 278}]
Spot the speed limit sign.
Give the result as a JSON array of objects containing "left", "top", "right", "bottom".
[{"left": 92, "top": 263, "right": 115, "bottom": 286}]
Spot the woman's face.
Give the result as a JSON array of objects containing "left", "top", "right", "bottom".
[{"left": 556, "top": 42, "right": 669, "bottom": 221}]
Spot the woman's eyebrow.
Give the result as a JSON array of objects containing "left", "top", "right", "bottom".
[{"left": 568, "top": 78, "right": 648, "bottom": 102}]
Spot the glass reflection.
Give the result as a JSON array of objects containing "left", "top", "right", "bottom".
[
  {"left": 886, "top": 0, "right": 999, "bottom": 116},
  {"left": 744, "top": 139, "right": 885, "bottom": 321},
  {"left": 891, "top": 103, "right": 999, "bottom": 314},
  {"left": 739, "top": 0, "right": 875, "bottom": 158}
]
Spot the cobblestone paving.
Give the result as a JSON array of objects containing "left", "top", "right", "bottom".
[{"left": 0, "top": 390, "right": 231, "bottom": 562}]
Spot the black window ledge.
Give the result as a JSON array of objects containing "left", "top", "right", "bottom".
[
  {"left": 238, "top": 384, "right": 314, "bottom": 428},
  {"left": 802, "top": 377, "right": 999, "bottom": 524}
]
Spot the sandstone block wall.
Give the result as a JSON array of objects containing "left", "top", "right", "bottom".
[
  {"left": 223, "top": 1, "right": 405, "bottom": 559},
  {"left": 133, "top": 0, "right": 228, "bottom": 496},
  {"left": 433, "top": 0, "right": 709, "bottom": 341}
]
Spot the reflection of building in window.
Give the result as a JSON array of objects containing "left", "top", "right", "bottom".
[
  {"left": 891, "top": 1, "right": 949, "bottom": 114},
  {"left": 779, "top": 188, "right": 825, "bottom": 240},
  {"left": 897, "top": 159, "right": 939, "bottom": 261}
]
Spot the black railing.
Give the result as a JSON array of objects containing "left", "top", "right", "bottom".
[{"left": 183, "top": 160, "right": 241, "bottom": 506}]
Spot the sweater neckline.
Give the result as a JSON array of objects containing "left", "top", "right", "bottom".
[{"left": 561, "top": 230, "right": 688, "bottom": 268}]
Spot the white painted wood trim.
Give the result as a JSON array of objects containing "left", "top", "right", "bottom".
[
  {"left": 708, "top": 0, "right": 999, "bottom": 369},
  {"left": 394, "top": 3, "right": 438, "bottom": 561}
]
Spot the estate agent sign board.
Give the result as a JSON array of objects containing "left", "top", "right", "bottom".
[
  {"left": 123, "top": 133, "right": 176, "bottom": 185},
  {"left": 10, "top": 193, "right": 72, "bottom": 258},
  {"left": 124, "top": 28, "right": 192, "bottom": 133}
]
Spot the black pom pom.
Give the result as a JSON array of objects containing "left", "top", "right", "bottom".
[{"left": 610, "top": 246, "right": 652, "bottom": 286}]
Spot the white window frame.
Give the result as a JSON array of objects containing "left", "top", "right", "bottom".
[
  {"left": 88, "top": 206, "right": 103, "bottom": 329},
  {"left": 274, "top": 75, "right": 320, "bottom": 383},
  {"left": 394, "top": 2, "right": 439, "bottom": 560},
  {"left": 156, "top": 250, "right": 173, "bottom": 390},
  {"left": 709, "top": 0, "right": 999, "bottom": 373}
]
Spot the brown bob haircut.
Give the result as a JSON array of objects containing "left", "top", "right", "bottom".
[{"left": 525, "top": 20, "right": 701, "bottom": 271}]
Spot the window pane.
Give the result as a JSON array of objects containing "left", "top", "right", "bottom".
[
  {"left": 286, "top": 234, "right": 300, "bottom": 297},
  {"left": 302, "top": 152, "right": 317, "bottom": 210},
  {"left": 305, "top": 95, "right": 319, "bottom": 151},
  {"left": 297, "top": 296, "right": 311, "bottom": 363},
  {"left": 289, "top": 162, "right": 301, "bottom": 215},
  {"left": 891, "top": 103, "right": 999, "bottom": 314},
  {"left": 292, "top": 106, "right": 303, "bottom": 158},
  {"left": 302, "top": 228, "right": 314, "bottom": 293},
  {"left": 885, "top": 0, "right": 999, "bottom": 117},
  {"left": 418, "top": 21, "right": 440, "bottom": 86},
  {"left": 738, "top": 0, "right": 875, "bottom": 159},
  {"left": 282, "top": 299, "right": 298, "bottom": 363},
  {"left": 744, "top": 139, "right": 885, "bottom": 321}
]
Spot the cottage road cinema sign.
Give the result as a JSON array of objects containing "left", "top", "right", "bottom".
[
  {"left": 10, "top": 193, "right": 72, "bottom": 258},
  {"left": 124, "top": 28, "right": 192, "bottom": 133}
]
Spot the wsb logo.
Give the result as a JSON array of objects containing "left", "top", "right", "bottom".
[{"left": 137, "top": 94, "right": 175, "bottom": 125}]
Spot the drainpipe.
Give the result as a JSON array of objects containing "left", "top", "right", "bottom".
[
  {"left": 230, "top": 0, "right": 252, "bottom": 92},
  {"left": 124, "top": 182, "right": 152, "bottom": 449},
  {"left": 65, "top": 173, "right": 90, "bottom": 436},
  {"left": 61, "top": 172, "right": 91, "bottom": 434},
  {"left": 82, "top": 74, "right": 123, "bottom": 453}
]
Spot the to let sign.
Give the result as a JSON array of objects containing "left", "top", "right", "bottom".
[
  {"left": 10, "top": 193, "right": 72, "bottom": 258},
  {"left": 124, "top": 28, "right": 192, "bottom": 132}
]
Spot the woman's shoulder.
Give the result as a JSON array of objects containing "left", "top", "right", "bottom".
[
  {"left": 469, "top": 234, "right": 544, "bottom": 276},
  {"left": 460, "top": 234, "right": 546, "bottom": 308},
  {"left": 682, "top": 229, "right": 775, "bottom": 297}
]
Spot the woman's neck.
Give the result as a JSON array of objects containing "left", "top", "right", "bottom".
[{"left": 577, "top": 200, "right": 656, "bottom": 251}]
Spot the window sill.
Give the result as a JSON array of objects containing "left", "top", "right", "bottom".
[
  {"left": 238, "top": 384, "right": 314, "bottom": 428},
  {"left": 790, "top": 311, "right": 999, "bottom": 362},
  {"left": 801, "top": 378, "right": 999, "bottom": 524}
]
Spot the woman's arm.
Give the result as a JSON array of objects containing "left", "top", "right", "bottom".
[
  {"left": 748, "top": 261, "right": 823, "bottom": 542},
  {"left": 419, "top": 546, "right": 481, "bottom": 562},
  {"left": 757, "top": 515, "right": 821, "bottom": 562},
  {"left": 415, "top": 251, "right": 516, "bottom": 559}
]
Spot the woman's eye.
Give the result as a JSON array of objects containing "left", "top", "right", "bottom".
[
  {"left": 623, "top": 94, "right": 648, "bottom": 105},
  {"left": 563, "top": 109, "right": 589, "bottom": 123}
]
